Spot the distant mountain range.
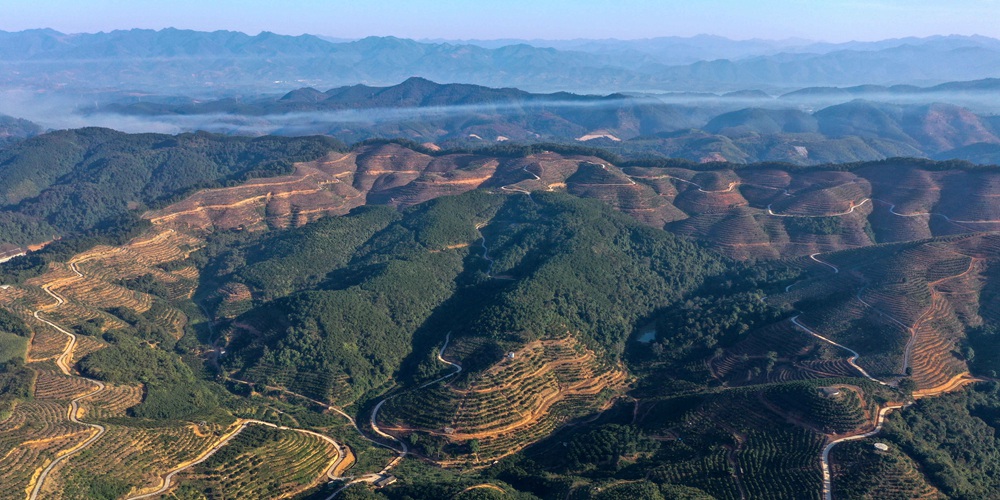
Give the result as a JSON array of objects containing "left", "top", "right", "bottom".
[
  {"left": 2, "top": 29, "right": 1000, "bottom": 94},
  {"left": 426, "top": 34, "right": 1000, "bottom": 66},
  {"left": 4, "top": 29, "right": 1000, "bottom": 165},
  {"left": 92, "top": 78, "right": 1000, "bottom": 165}
]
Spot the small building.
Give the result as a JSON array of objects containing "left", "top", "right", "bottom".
[
  {"left": 874, "top": 443, "right": 890, "bottom": 452},
  {"left": 374, "top": 475, "right": 397, "bottom": 488},
  {"left": 818, "top": 387, "right": 842, "bottom": 398}
]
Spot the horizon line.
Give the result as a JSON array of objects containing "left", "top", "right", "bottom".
[{"left": 2, "top": 27, "right": 997, "bottom": 46}]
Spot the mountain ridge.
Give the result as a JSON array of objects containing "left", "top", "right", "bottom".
[
  {"left": 2, "top": 29, "right": 1000, "bottom": 94},
  {"left": 88, "top": 79, "right": 1000, "bottom": 165}
]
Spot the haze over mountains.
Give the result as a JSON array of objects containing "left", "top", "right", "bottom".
[
  {"left": 2, "top": 28, "right": 1000, "bottom": 167},
  {"left": 67, "top": 77, "right": 1000, "bottom": 165},
  {"left": 2, "top": 29, "right": 1000, "bottom": 95}
]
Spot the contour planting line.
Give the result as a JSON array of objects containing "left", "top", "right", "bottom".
[{"left": 27, "top": 266, "right": 107, "bottom": 500}]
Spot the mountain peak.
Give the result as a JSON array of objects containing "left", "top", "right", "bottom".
[
  {"left": 278, "top": 87, "right": 328, "bottom": 103},
  {"left": 399, "top": 76, "right": 439, "bottom": 87}
]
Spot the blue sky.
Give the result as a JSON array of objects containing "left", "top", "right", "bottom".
[{"left": 3, "top": 0, "right": 999, "bottom": 41}]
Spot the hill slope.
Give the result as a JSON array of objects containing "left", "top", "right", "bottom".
[{"left": 6, "top": 133, "right": 1000, "bottom": 498}]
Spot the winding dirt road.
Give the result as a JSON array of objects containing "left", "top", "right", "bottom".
[
  {"left": 220, "top": 377, "right": 410, "bottom": 500},
  {"left": 786, "top": 255, "right": 899, "bottom": 500},
  {"left": 768, "top": 198, "right": 871, "bottom": 218},
  {"left": 589, "top": 162, "right": 636, "bottom": 186},
  {"left": 324, "top": 334, "right": 463, "bottom": 499},
  {"left": 874, "top": 198, "right": 1000, "bottom": 225},
  {"left": 27, "top": 264, "right": 108, "bottom": 500},
  {"left": 809, "top": 253, "right": 840, "bottom": 274},
  {"left": 635, "top": 173, "right": 738, "bottom": 193},
  {"left": 127, "top": 418, "right": 348, "bottom": 499},
  {"left": 25, "top": 262, "right": 348, "bottom": 499},
  {"left": 790, "top": 316, "right": 885, "bottom": 386},
  {"left": 419, "top": 332, "right": 462, "bottom": 389},
  {"left": 476, "top": 223, "right": 497, "bottom": 277},
  {"left": 819, "top": 402, "right": 908, "bottom": 500},
  {"left": 369, "top": 332, "right": 463, "bottom": 457},
  {"left": 500, "top": 165, "right": 541, "bottom": 195},
  {"left": 853, "top": 286, "right": 919, "bottom": 374},
  {"left": 793, "top": 250, "right": 984, "bottom": 498},
  {"left": 789, "top": 311, "right": 905, "bottom": 500},
  {"left": 125, "top": 420, "right": 251, "bottom": 499}
]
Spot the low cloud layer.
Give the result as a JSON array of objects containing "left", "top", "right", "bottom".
[{"left": 3, "top": 87, "right": 1000, "bottom": 139}]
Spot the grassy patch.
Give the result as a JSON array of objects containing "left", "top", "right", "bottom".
[{"left": 0, "top": 331, "right": 28, "bottom": 364}]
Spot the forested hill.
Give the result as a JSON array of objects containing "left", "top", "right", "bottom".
[
  {"left": 0, "top": 128, "right": 344, "bottom": 247},
  {"left": 206, "top": 191, "right": 722, "bottom": 405}
]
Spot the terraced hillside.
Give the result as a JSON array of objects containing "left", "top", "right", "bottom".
[
  {"left": 35, "top": 421, "right": 224, "bottom": 498},
  {"left": 378, "top": 335, "right": 628, "bottom": 464},
  {"left": 627, "top": 161, "right": 1000, "bottom": 259},
  {"left": 7, "top": 154, "right": 717, "bottom": 473},
  {"left": 716, "top": 234, "right": 1000, "bottom": 393},
  {"left": 1, "top": 186, "right": 722, "bottom": 496},
  {"left": 0, "top": 229, "right": 355, "bottom": 499},
  {"left": 145, "top": 144, "right": 596, "bottom": 233},
  {"left": 626, "top": 383, "right": 896, "bottom": 500},
  {"left": 709, "top": 320, "right": 862, "bottom": 386},
  {"left": 1, "top": 232, "right": 202, "bottom": 348},
  {"left": 141, "top": 144, "right": 1000, "bottom": 262},
  {"left": 149, "top": 144, "right": 1000, "bottom": 264},
  {"left": 829, "top": 440, "right": 942, "bottom": 499},
  {"left": 0, "top": 199, "right": 353, "bottom": 498},
  {"left": 141, "top": 142, "right": 688, "bottom": 251},
  {"left": 165, "top": 423, "right": 340, "bottom": 500},
  {"left": 0, "top": 225, "right": 217, "bottom": 499},
  {"left": 7, "top": 134, "right": 1000, "bottom": 263}
]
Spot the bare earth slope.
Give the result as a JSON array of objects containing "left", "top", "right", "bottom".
[{"left": 143, "top": 143, "right": 1000, "bottom": 262}]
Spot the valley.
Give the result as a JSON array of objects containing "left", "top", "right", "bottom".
[{"left": 3, "top": 134, "right": 1000, "bottom": 499}]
